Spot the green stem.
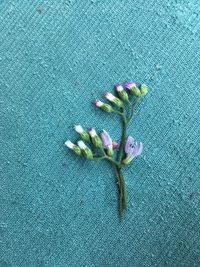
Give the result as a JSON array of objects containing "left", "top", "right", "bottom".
[
  {"left": 105, "top": 156, "right": 121, "bottom": 167},
  {"left": 95, "top": 99, "right": 141, "bottom": 221},
  {"left": 93, "top": 155, "right": 121, "bottom": 167},
  {"left": 128, "top": 97, "right": 141, "bottom": 123},
  {"left": 93, "top": 156, "right": 106, "bottom": 160},
  {"left": 113, "top": 164, "right": 127, "bottom": 221},
  {"left": 118, "top": 168, "right": 127, "bottom": 210},
  {"left": 113, "top": 110, "right": 124, "bottom": 116},
  {"left": 118, "top": 108, "right": 127, "bottom": 163},
  {"left": 112, "top": 164, "right": 123, "bottom": 221}
]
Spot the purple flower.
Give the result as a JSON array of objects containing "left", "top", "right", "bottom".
[
  {"left": 124, "top": 81, "right": 138, "bottom": 90},
  {"left": 100, "top": 130, "right": 112, "bottom": 148},
  {"left": 125, "top": 136, "right": 134, "bottom": 153},
  {"left": 123, "top": 136, "right": 143, "bottom": 164}
]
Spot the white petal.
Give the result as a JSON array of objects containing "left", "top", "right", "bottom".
[
  {"left": 65, "top": 140, "right": 74, "bottom": 149},
  {"left": 77, "top": 140, "right": 86, "bottom": 149},
  {"left": 74, "top": 125, "right": 84, "bottom": 134},
  {"left": 95, "top": 100, "right": 103, "bottom": 107},
  {"left": 116, "top": 85, "right": 123, "bottom": 92},
  {"left": 105, "top": 92, "right": 115, "bottom": 101},
  {"left": 89, "top": 128, "right": 97, "bottom": 137}
]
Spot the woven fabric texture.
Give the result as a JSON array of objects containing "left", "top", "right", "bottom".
[{"left": 0, "top": 0, "right": 200, "bottom": 266}]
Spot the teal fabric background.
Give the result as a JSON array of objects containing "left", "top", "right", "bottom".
[{"left": 0, "top": 0, "right": 200, "bottom": 266}]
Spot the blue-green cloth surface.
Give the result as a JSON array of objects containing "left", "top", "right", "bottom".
[{"left": 1, "top": 0, "right": 200, "bottom": 266}]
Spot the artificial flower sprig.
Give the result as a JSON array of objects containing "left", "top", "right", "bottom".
[{"left": 65, "top": 81, "right": 148, "bottom": 221}]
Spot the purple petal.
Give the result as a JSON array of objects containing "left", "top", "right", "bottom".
[
  {"left": 132, "top": 142, "right": 143, "bottom": 157},
  {"left": 112, "top": 141, "right": 120, "bottom": 149},
  {"left": 125, "top": 136, "right": 134, "bottom": 154},
  {"left": 115, "top": 83, "right": 124, "bottom": 91},
  {"left": 124, "top": 81, "right": 136, "bottom": 90},
  {"left": 100, "top": 130, "right": 112, "bottom": 148}
]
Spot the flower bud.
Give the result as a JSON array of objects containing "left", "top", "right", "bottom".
[
  {"left": 94, "top": 99, "right": 113, "bottom": 112},
  {"left": 104, "top": 92, "right": 123, "bottom": 107},
  {"left": 115, "top": 84, "right": 129, "bottom": 101},
  {"left": 107, "top": 146, "right": 113, "bottom": 156},
  {"left": 77, "top": 140, "right": 93, "bottom": 160},
  {"left": 74, "top": 125, "right": 90, "bottom": 141},
  {"left": 124, "top": 81, "right": 141, "bottom": 97},
  {"left": 140, "top": 84, "right": 148, "bottom": 96},
  {"left": 100, "top": 130, "right": 113, "bottom": 156},
  {"left": 73, "top": 146, "right": 82, "bottom": 155},
  {"left": 130, "top": 87, "right": 141, "bottom": 97},
  {"left": 65, "top": 140, "right": 81, "bottom": 155},
  {"left": 88, "top": 128, "right": 102, "bottom": 148}
]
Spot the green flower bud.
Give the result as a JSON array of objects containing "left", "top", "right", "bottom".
[
  {"left": 74, "top": 125, "right": 90, "bottom": 141},
  {"left": 73, "top": 145, "right": 81, "bottom": 155},
  {"left": 82, "top": 147, "right": 93, "bottom": 160},
  {"left": 65, "top": 140, "right": 81, "bottom": 155},
  {"left": 104, "top": 92, "right": 123, "bottom": 107},
  {"left": 81, "top": 131, "right": 90, "bottom": 141},
  {"left": 95, "top": 100, "right": 113, "bottom": 112},
  {"left": 130, "top": 86, "right": 141, "bottom": 97},
  {"left": 89, "top": 128, "right": 102, "bottom": 148},
  {"left": 140, "top": 84, "right": 148, "bottom": 96},
  {"left": 77, "top": 140, "right": 93, "bottom": 160},
  {"left": 106, "top": 146, "right": 114, "bottom": 156},
  {"left": 114, "top": 97, "right": 123, "bottom": 107},
  {"left": 115, "top": 84, "right": 129, "bottom": 101},
  {"left": 102, "top": 103, "right": 114, "bottom": 112},
  {"left": 118, "top": 90, "right": 129, "bottom": 101}
]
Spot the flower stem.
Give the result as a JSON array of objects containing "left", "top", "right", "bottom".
[
  {"left": 128, "top": 97, "right": 141, "bottom": 123},
  {"left": 105, "top": 156, "right": 121, "bottom": 167},
  {"left": 118, "top": 168, "right": 127, "bottom": 210},
  {"left": 93, "top": 156, "right": 106, "bottom": 160},
  {"left": 113, "top": 164, "right": 127, "bottom": 221},
  {"left": 118, "top": 107, "right": 127, "bottom": 163},
  {"left": 112, "top": 164, "right": 123, "bottom": 221},
  {"left": 98, "top": 99, "right": 141, "bottom": 221}
]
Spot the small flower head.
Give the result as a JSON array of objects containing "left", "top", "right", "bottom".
[
  {"left": 77, "top": 140, "right": 87, "bottom": 149},
  {"left": 104, "top": 92, "right": 115, "bottom": 101},
  {"left": 74, "top": 125, "right": 89, "bottom": 141},
  {"left": 94, "top": 99, "right": 113, "bottom": 112},
  {"left": 124, "top": 81, "right": 137, "bottom": 90},
  {"left": 94, "top": 99, "right": 104, "bottom": 107},
  {"left": 100, "top": 130, "right": 113, "bottom": 156},
  {"left": 89, "top": 128, "right": 102, "bottom": 148},
  {"left": 77, "top": 140, "right": 93, "bottom": 160},
  {"left": 74, "top": 125, "right": 84, "bottom": 134},
  {"left": 115, "top": 84, "right": 124, "bottom": 92},
  {"left": 65, "top": 140, "right": 81, "bottom": 155},
  {"left": 124, "top": 81, "right": 141, "bottom": 97},
  {"left": 65, "top": 140, "right": 74, "bottom": 149},
  {"left": 115, "top": 83, "right": 129, "bottom": 101},
  {"left": 104, "top": 92, "right": 123, "bottom": 107},
  {"left": 140, "top": 84, "right": 148, "bottom": 96},
  {"left": 123, "top": 136, "right": 143, "bottom": 164},
  {"left": 88, "top": 128, "right": 97, "bottom": 138},
  {"left": 100, "top": 130, "right": 112, "bottom": 148}
]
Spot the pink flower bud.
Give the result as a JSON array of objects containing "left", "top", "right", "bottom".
[
  {"left": 112, "top": 141, "right": 120, "bottom": 149},
  {"left": 94, "top": 99, "right": 104, "bottom": 107}
]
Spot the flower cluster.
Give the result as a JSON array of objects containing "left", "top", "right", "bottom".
[
  {"left": 64, "top": 81, "right": 148, "bottom": 221},
  {"left": 65, "top": 125, "right": 119, "bottom": 159},
  {"left": 94, "top": 81, "right": 148, "bottom": 112}
]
